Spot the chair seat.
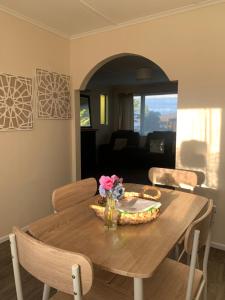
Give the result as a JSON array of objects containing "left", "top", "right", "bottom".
[
  {"left": 108, "top": 258, "right": 203, "bottom": 300},
  {"left": 50, "top": 277, "right": 129, "bottom": 300},
  {"left": 51, "top": 258, "right": 203, "bottom": 300}
]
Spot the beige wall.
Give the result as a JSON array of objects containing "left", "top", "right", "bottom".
[
  {"left": 70, "top": 3, "right": 225, "bottom": 246},
  {"left": 0, "top": 11, "right": 71, "bottom": 236}
]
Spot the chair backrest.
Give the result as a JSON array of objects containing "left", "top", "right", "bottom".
[
  {"left": 145, "top": 131, "right": 176, "bottom": 154},
  {"left": 52, "top": 177, "right": 97, "bottom": 212},
  {"left": 184, "top": 199, "right": 214, "bottom": 255},
  {"left": 11, "top": 227, "right": 93, "bottom": 296},
  {"left": 148, "top": 167, "right": 198, "bottom": 191},
  {"left": 110, "top": 130, "right": 140, "bottom": 147}
]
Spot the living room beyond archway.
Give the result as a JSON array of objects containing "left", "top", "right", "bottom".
[{"left": 79, "top": 54, "right": 178, "bottom": 183}]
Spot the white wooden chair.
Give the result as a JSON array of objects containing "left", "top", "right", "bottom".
[
  {"left": 9, "top": 227, "right": 129, "bottom": 300},
  {"left": 52, "top": 177, "right": 115, "bottom": 285},
  {"left": 52, "top": 178, "right": 97, "bottom": 213},
  {"left": 149, "top": 167, "right": 199, "bottom": 259},
  {"left": 148, "top": 167, "right": 198, "bottom": 192},
  {"left": 108, "top": 199, "right": 214, "bottom": 300}
]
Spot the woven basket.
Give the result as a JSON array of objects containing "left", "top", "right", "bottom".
[{"left": 90, "top": 186, "right": 161, "bottom": 225}]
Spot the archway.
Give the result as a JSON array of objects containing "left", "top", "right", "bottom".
[
  {"left": 72, "top": 53, "right": 176, "bottom": 180},
  {"left": 80, "top": 53, "right": 170, "bottom": 90}
]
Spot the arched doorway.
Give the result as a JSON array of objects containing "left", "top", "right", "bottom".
[
  {"left": 80, "top": 53, "right": 169, "bottom": 90},
  {"left": 73, "top": 53, "right": 177, "bottom": 181}
]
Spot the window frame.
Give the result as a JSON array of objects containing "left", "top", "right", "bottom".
[
  {"left": 133, "top": 92, "right": 178, "bottom": 135},
  {"left": 80, "top": 94, "right": 92, "bottom": 128}
]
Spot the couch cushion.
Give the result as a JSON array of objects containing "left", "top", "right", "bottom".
[
  {"left": 149, "top": 139, "right": 165, "bottom": 153},
  {"left": 110, "top": 130, "right": 140, "bottom": 148},
  {"left": 113, "top": 138, "right": 127, "bottom": 150}
]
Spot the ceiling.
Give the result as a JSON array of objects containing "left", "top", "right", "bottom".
[
  {"left": 86, "top": 55, "right": 169, "bottom": 89},
  {"left": 0, "top": 0, "right": 222, "bottom": 38}
]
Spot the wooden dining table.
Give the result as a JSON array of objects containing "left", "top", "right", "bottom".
[{"left": 28, "top": 183, "right": 208, "bottom": 300}]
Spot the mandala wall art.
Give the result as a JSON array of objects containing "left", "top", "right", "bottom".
[
  {"left": 36, "top": 68, "right": 71, "bottom": 119},
  {"left": 0, "top": 74, "right": 33, "bottom": 131}
]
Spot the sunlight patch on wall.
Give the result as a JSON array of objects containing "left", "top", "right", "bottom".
[{"left": 176, "top": 108, "right": 221, "bottom": 189}]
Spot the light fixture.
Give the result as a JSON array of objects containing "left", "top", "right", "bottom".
[{"left": 136, "top": 68, "right": 152, "bottom": 80}]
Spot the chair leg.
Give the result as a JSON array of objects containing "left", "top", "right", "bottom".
[
  {"left": 186, "top": 230, "right": 200, "bottom": 300},
  {"left": 42, "top": 284, "right": 51, "bottom": 300},
  {"left": 195, "top": 281, "right": 205, "bottom": 300},
  {"left": 9, "top": 234, "right": 24, "bottom": 300},
  {"left": 72, "top": 265, "right": 82, "bottom": 300},
  {"left": 203, "top": 278, "right": 207, "bottom": 300},
  {"left": 134, "top": 278, "right": 143, "bottom": 300}
]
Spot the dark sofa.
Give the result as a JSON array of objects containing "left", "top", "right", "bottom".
[
  {"left": 140, "top": 131, "right": 176, "bottom": 168},
  {"left": 98, "top": 130, "right": 140, "bottom": 166},
  {"left": 98, "top": 130, "right": 176, "bottom": 169}
]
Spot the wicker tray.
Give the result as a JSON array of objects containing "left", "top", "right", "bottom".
[{"left": 90, "top": 186, "right": 161, "bottom": 225}]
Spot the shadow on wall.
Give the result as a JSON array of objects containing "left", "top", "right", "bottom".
[
  {"left": 179, "top": 140, "right": 208, "bottom": 186},
  {"left": 177, "top": 139, "right": 219, "bottom": 242},
  {"left": 178, "top": 140, "right": 219, "bottom": 190},
  {"left": 177, "top": 140, "right": 219, "bottom": 211},
  {"left": 180, "top": 140, "right": 207, "bottom": 169}
]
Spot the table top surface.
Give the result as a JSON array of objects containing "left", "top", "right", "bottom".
[{"left": 28, "top": 183, "right": 208, "bottom": 279}]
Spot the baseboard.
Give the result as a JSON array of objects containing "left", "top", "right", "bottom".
[
  {"left": 0, "top": 234, "right": 9, "bottom": 244},
  {"left": 211, "top": 241, "right": 225, "bottom": 251},
  {"left": 0, "top": 225, "right": 29, "bottom": 244}
]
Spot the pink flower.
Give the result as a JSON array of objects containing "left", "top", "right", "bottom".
[
  {"left": 99, "top": 176, "right": 114, "bottom": 190},
  {"left": 111, "top": 175, "right": 119, "bottom": 183}
]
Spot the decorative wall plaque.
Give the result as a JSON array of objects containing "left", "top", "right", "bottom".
[
  {"left": 36, "top": 68, "right": 71, "bottom": 119},
  {"left": 0, "top": 74, "right": 33, "bottom": 130}
]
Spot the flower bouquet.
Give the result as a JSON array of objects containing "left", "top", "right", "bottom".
[
  {"left": 90, "top": 175, "right": 162, "bottom": 227},
  {"left": 99, "top": 175, "right": 125, "bottom": 203},
  {"left": 98, "top": 175, "right": 124, "bottom": 230}
]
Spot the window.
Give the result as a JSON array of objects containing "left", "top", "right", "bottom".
[
  {"left": 100, "top": 94, "right": 108, "bottom": 125},
  {"left": 133, "top": 94, "right": 177, "bottom": 135},
  {"left": 133, "top": 95, "right": 141, "bottom": 132},
  {"left": 80, "top": 95, "right": 91, "bottom": 127}
]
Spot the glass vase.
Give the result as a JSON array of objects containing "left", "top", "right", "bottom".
[{"left": 104, "top": 195, "right": 118, "bottom": 230}]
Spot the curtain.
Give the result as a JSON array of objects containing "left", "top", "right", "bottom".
[{"left": 115, "top": 93, "right": 134, "bottom": 130}]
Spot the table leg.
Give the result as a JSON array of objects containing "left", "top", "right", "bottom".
[
  {"left": 134, "top": 278, "right": 143, "bottom": 300},
  {"left": 42, "top": 284, "right": 50, "bottom": 300}
]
